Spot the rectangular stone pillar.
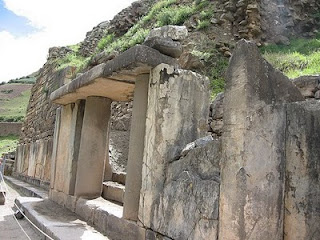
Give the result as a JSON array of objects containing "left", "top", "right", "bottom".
[
  {"left": 50, "top": 100, "right": 85, "bottom": 196},
  {"left": 139, "top": 64, "right": 210, "bottom": 230},
  {"left": 285, "top": 101, "right": 320, "bottom": 240},
  {"left": 218, "top": 40, "right": 304, "bottom": 240},
  {"left": 123, "top": 74, "right": 149, "bottom": 221},
  {"left": 74, "top": 97, "right": 111, "bottom": 199}
]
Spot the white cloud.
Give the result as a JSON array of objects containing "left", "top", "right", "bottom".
[{"left": 0, "top": 0, "right": 136, "bottom": 82}]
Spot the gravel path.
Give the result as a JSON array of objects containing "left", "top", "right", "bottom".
[{"left": 0, "top": 180, "right": 43, "bottom": 240}]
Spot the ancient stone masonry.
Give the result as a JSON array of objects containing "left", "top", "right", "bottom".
[
  {"left": 292, "top": 75, "right": 320, "bottom": 100},
  {"left": 78, "top": 0, "right": 153, "bottom": 58},
  {"left": 16, "top": 57, "right": 76, "bottom": 186},
  {"left": 215, "top": 0, "right": 320, "bottom": 44}
]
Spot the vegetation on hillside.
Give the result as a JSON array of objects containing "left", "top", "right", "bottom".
[
  {"left": 0, "top": 89, "right": 30, "bottom": 122},
  {"left": 0, "top": 135, "right": 18, "bottom": 156},
  {"left": 262, "top": 35, "right": 320, "bottom": 79},
  {"left": 52, "top": 0, "right": 320, "bottom": 100},
  {"left": 55, "top": 0, "right": 214, "bottom": 72}
]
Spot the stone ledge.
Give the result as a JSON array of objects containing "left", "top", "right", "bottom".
[
  {"left": 4, "top": 175, "right": 48, "bottom": 199},
  {"left": 15, "top": 197, "right": 108, "bottom": 240},
  {"left": 49, "top": 189, "right": 145, "bottom": 240},
  {"left": 12, "top": 172, "right": 50, "bottom": 190},
  {"left": 50, "top": 45, "right": 178, "bottom": 104}
]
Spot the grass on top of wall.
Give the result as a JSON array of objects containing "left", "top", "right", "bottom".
[{"left": 262, "top": 36, "right": 320, "bottom": 79}]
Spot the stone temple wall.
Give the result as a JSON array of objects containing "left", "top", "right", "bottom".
[{"left": 15, "top": 62, "right": 75, "bottom": 186}]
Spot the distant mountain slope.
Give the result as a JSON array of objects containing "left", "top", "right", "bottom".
[{"left": 0, "top": 83, "right": 33, "bottom": 122}]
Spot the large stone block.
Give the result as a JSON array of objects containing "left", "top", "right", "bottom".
[
  {"left": 219, "top": 40, "right": 304, "bottom": 240},
  {"left": 139, "top": 64, "right": 210, "bottom": 233},
  {"left": 74, "top": 97, "right": 111, "bottom": 199},
  {"left": 150, "top": 140, "right": 221, "bottom": 240},
  {"left": 285, "top": 101, "right": 320, "bottom": 240}
]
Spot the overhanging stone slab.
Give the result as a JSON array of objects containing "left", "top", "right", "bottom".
[{"left": 50, "top": 45, "right": 178, "bottom": 105}]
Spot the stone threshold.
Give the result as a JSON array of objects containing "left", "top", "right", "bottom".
[
  {"left": 15, "top": 197, "right": 109, "bottom": 240},
  {"left": 4, "top": 175, "right": 48, "bottom": 199},
  {"left": 12, "top": 172, "right": 50, "bottom": 190},
  {"left": 5, "top": 175, "right": 144, "bottom": 239}
]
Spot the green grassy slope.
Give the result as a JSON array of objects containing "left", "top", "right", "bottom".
[
  {"left": 0, "top": 135, "right": 18, "bottom": 156},
  {"left": 0, "top": 84, "right": 32, "bottom": 122},
  {"left": 262, "top": 36, "right": 320, "bottom": 79}
]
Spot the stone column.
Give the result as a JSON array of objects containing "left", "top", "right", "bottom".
[
  {"left": 284, "top": 101, "right": 320, "bottom": 240},
  {"left": 74, "top": 96, "right": 111, "bottom": 199},
  {"left": 123, "top": 74, "right": 149, "bottom": 221},
  {"left": 50, "top": 100, "right": 85, "bottom": 196},
  {"left": 218, "top": 40, "right": 304, "bottom": 240},
  {"left": 139, "top": 64, "right": 210, "bottom": 230}
]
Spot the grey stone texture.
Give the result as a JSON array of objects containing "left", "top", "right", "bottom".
[
  {"left": 74, "top": 97, "right": 112, "bottom": 198},
  {"left": 292, "top": 75, "right": 320, "bottom": 99},
  {"left": 219, "top": 40, "right": 304, "bottom": 240},
  {"left": 123, "top": 74, "right": 149, "bottom": 221},
  {"left": 285, "top": 101, "right": 320, "bottom": 240},
  {"left": 139, "top": 64, "right": 210, "bottom": 238},
  {"left": 208, "top": 92, "right": 224, "bottom": 137},
  {"left": 146, "top": 25, "right": 188, "bottom": 41},
  {"left": 143, "top": 37, "right": 183, "bottom": 58},
  {"left": 151, "top": 139, "right": 221, "bottom": 240},
  {"left": 50, "top": 45, "right": 178, "bottom": 105}
]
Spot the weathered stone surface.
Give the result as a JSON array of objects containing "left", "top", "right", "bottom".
[
  {"left": 50, "top": 45, "right": 178, "bottom": 104},
  {"left": 109, "top": 131, "right": 130, "bottom": 173},
  {"left": 139, "top": 64, "right": 210, "bottom": 236},
  {"left": 51, "top": 101, "right": 85, "bottom": 195},
  {"left": 123, "top": 74, "right": 149, "bottom": 221},
  {"left": 144, "top": 37, "right": 183, "bottom": 58},
  {"left": 284, "top": 101, "right": 320, "bottom": 240},
  {"left": 74, "top": 97, "right": 111, "bottom": 198},
  {"left": 151, "top": 140, "right": 221, "bottom": 240},
  {"left": 180, "top": 135, "right": 214, "bottom": 157},
  {"left": 209, "top": 92, "right": 225, "bottom": 137},
  {"left": 146, "top": 25, "right": 188, "bottom": 41},
  {"left": 292, "top": 75, "right": 320, "bottom": 98},
  {"left": 219, "top": 40, "right": 304, "bottom": 240},
  {"left": 210, "top": 92, "right": 224, "bottom": 120}
]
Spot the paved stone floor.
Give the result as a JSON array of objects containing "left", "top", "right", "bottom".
[{"left": 0, "top": 180, "right": 43, "bottom": 240}]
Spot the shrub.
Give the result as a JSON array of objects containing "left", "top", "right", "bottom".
[
  {"left": 197, "top": 19, "right": 210, "bottom": 30},
  {"left": 97, "top": 34, "right": 115, "bottom": 51}
]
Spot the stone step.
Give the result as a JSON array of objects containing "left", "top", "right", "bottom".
[
  {"left": 112, "top": 172, "right": 126, "bottom": 185},
  {"left": 102, "top": 181, "right": 125, "bottom": 205}
]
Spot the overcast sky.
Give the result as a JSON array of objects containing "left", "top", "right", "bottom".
[{"left": 0, "top": 0, "right": 136, "bottom": 82}]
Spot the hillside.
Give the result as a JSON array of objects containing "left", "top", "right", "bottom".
[
  {"left": 0, "top": 83, "right": 33, "bottom": 122},
  {"left": 49, "top": 0, "right": 320, "bottom": 98}
]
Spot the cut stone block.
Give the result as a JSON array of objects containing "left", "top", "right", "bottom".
[
  {"left": 146, "top": 25, "right": 188, "bottom": 41},
  {"left": 139, "top": 64, "right": 210, "bottom": 232},
  {"left": 112, "top": 172, "right": 126, "bottom": 185},
  {"left": 74, "top": 97, "right": 112, "bottom": 199},
  {"left": 143, "top": 37, "right": 183, "bottom": 58},
  {"left": 219, "top": 40, "right": 304, "bottom": 240},
  {"left": 102, "top": 181, "right": 125, "bottom": 204},
  {"left": 284, "top": 101, "right": 320, "bottom": 240},
  {"left": 50, "top": 45, "right": 178, "bottom": 104}
]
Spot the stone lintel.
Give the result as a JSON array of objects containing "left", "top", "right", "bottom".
[{"left": 50, "top": 45, "right": 178, "bottom": 105}]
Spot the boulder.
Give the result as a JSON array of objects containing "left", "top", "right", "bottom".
[
  {"left": 146, "top": 25, "right": 188, "bottom": 41},
  {"left": 143, "top": 37, "right": 183, "bottom": 58}
]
